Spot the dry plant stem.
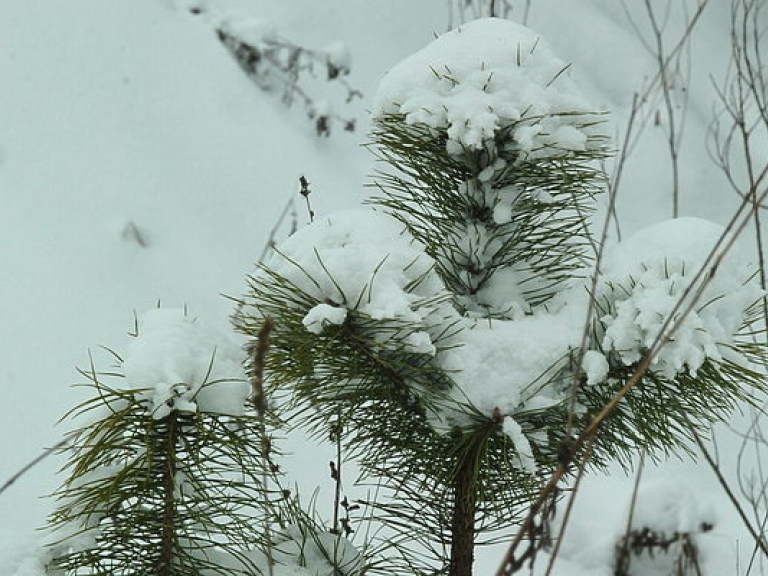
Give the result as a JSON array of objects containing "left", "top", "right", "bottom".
[
  {"left": 495, "top": 350, "right": 657, "bottom": 576},
  {"left": 566, "top": 95, "right": 639, "bottom": 432},
  {"left": 258, "top": 197, "right": 297, "bottom": 265},
  {"left": 0, "top": 431, "right": 77, "bottom": 497},
  {"left": 251, "top": 317, "right": 275, "bottom": 576},
  {"left": 643, "top": 0, "right": 689, "bottom": 218},
  {"left": 615, "top": 450, "right": 647, "bottom": 576},
  {"left": 611, "top": 0, "right": 707, "bottom": 214},
  {"left": 497, "top": 182, "right": 768, "bottom": 575},
  {"left": 688, "top": 423, "right": 768, "bottom": 558},
  {"left": 542, "top": 438, "right": 596, "bottom": 576},
  {"left": 332, "top": 419, "right": 343, "bottom": 535}
]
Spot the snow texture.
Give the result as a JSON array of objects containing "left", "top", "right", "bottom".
[
  {"left": 123, "top": 309, "right": 249, "bottom": 419},
  {"left": 596, "top": 218, "right": 763, "bottom": 379},
  {"left": 373, "top": 18, "right": 607, "bottom": 156},
  {"left": 263, "top": 208, "right": 455, "bottom": 354},
  {"left": 581, "top": 350, "right": 609, "bottom": 386},
  {"left": 303, "top": 303, "right": 348, "bottom": 334},
  {"left": 1, "top": 533, "right": 48, "bottom": 576}
]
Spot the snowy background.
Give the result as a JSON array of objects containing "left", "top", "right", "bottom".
[{"left": 1, "top": 0, "right": 766, "bottom": 574}]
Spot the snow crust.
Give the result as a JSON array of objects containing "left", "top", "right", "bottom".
[
  {"left": 373, "top": 18, "right": 607, "bottom": 155},
  {"left": 123, "top": 309, "right": 249, "bottom": 419},
  {"left": 597, "top": 218, "right": 763, "bottom": 378}
]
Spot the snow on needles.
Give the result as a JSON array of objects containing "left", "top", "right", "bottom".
[
  {"left": 122, "top": 309, "right": 249, "bottom": 419},
  {"left": 373, "top": 18, "right": 608, "bottom": 155},
  {"left": 596, "top": 218, "right": 764, "bottom": 379},
  {"left": 264, "top": 208, "right": 455, "bottom": 355}
]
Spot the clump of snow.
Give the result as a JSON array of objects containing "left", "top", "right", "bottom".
[
  {"left": 503, "top": 417, "right": 537, "bottom": 474},
  {"left": 262, "top": 208, "right": 456, "bottom": 347},
  {"left": 596, "top": 218, "right": 763, "bottom": 378},
  {"left": 582, "top": 350, "right": 609, "bottom": 386},
  {"left": 303, "top": 303, "right": 348, "bottom": 334},
  {"left": 122, "top": 309, "right": 249, "bottom": 419},
  {"left": 433, "top": 291, "right": 587, "bottom": 431},
  {"left": 373, "top": 18, "right": 607, "bottom": 156}
]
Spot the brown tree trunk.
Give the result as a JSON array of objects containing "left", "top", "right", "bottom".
[
  {"left": 449, "top": 450, "right": 478, "bottom": 576},
  {"left": 158, "top": 412, "right": 178, "bottom": 576}
]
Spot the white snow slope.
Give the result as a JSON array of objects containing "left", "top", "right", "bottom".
[{"left": 1, "top": 0, "right": 765, "bottom": 574}]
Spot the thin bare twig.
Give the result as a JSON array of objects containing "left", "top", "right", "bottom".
[
  {"left": 542, "top": 439, "right": 596, "bottom": 575},
  {"left": 0, "top": 431, "right": 76, "bottom": 497},
  {"left": 689, "top": 422, "right": 768, "bottom": 558}
]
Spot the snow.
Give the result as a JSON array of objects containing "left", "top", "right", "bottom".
[
  {"left": 303, "top": 303, "right": 348, "bottom": 334},
  {"left": 502, "top": 416, "right": 537, "bottom": 475},
  {"left": 436, "top": 301, "right": 582, "bottom": 423},
  {"left": 596, "top": 217, "right": 763, "bottom": 379},
  {"left": 0, "top": 534, "right": 47, "bottom": 576},
  {"left": 582, "top": 350, "right": 609, "bottom": 386},
  {"left": 263, "top": 208, "right": 454, "bottom": 330},
  {"left": 1, "top": 1, "right": 767, "bottom": 575},
  {"left": 373, "top": 18, "right": 609, "bottom": 156},
  {"left": 123, "top": 308, "right": 249, "bottom": 418},
  {"left": 324, "top": 40, "right": 352, "bottom": 77}
]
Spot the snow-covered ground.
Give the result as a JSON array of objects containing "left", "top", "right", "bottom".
[{"left": 1, "top": 0, "right": 766, "bottom": 574}]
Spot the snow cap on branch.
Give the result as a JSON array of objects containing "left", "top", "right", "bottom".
[
  {"left": 597, "top": 217, "right": 764, "bottom": 379},
  {"left": 262, "top": 208, "right": 457, "bottom": 353},
  {"left": 373, "top": 17, "right": 608, "bottom": 154},
  {"left": 123, "top": 309, "right": 249, "bottom": 419}
]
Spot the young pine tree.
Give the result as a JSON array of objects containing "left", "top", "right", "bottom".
[
  {"left": 44, "top": 309, "right": 269, "bottom": 575},
  {"left": 236, "top": 18, "right": 765, "bottom": 576},
  {"left": 44, "top": 309, "right": 363, "bottom": 576}
]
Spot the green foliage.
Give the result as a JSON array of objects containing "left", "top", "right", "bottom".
[
  {"left": 369, "top": 114, "right": 609, "bottom": 315},
  {"left": 45, "top": 359, "right": 272, "bottom": 575},
  {"left": 581, "top": 299, "right": 768, "bottom": 468},
  {"left": 235, "top": 267, "right": 542, "bottom": 574}
]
